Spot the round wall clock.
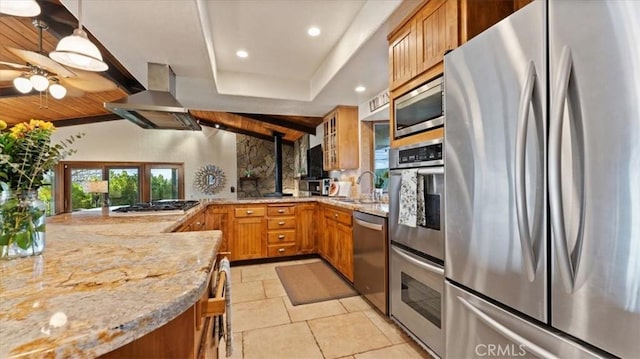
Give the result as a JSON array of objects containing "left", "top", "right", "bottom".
[{"left": 194, "top": 164, "right": 226, "bottom": 195}]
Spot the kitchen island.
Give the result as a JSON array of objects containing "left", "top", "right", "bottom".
[{"left": 0, "top": 211, "right": 222, "bottom": 358}]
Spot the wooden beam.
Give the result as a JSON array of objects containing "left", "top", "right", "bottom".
[
  {"left": 230, "top": 112, "right": 317, "bottom": 135},
  {"left": 197, "top": 117, "right": 294, "bottom": 145},
  {"left": 52, "top": 114, "right": 123, "bottom": 127}
]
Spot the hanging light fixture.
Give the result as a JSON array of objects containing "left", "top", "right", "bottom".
[
  {"left": 29, "top": 71, "right": 49, "bottom": 92},
  {"left": 13, "top": 75, "right": 33, "bottom": 93},
  {"left": 49, "top": 0, "right": 108, "bottom": 72},
  {"left": 48, "top": 80, "right": 67, "bottom": 100},
  {"left": 0, "top": 0, "right": 41, "bottom": 17}
]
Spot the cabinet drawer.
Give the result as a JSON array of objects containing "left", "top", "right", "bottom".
[
  {"left": 324, "top": 208, "right": 352, "bottom": 226},
  {"left": 234, "top": 207, "right": 266, "bottom": 217},
  {"left": 268, "top": 230, "right": 296, "bottom": 244},
  {"left": 267, "top": 206, "right": 295, "bottom": 216},
  {"left": 267, "top": 217, "right": 296, "bottom": 229},
  {"left": 268, "top": 243, "right": 298, "bottom": 257}
]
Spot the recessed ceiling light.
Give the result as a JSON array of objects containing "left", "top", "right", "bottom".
[
  {"left": 355, "top": 85, "right": 366, "bottom": 93},
  {"left": 236, "top": 50, "right": 248, "bottom": 58},
  {"left": 307, "top": 26, "right": 321, "bottom": 37}
]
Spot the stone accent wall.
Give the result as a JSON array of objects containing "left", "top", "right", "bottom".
[{"left": 236, "top": 135, "right": 295, "bottom": 198}]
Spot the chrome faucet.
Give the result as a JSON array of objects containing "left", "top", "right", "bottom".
[{"left": 356, "top": 170, "right": 377, "bottom": 185}]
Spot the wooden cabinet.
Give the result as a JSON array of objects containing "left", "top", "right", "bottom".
[
  {"left": 320, "top": 204, "right": 354, "bottom": 282},
  {"left": 178, "top": 210, "right": 207, "bottom": 232},
  {"left": 415, "top": 0, "right": 458, "bottom": 74},
  {"left": 266, "top": 204, "right": 297, "bottom": 258},
  {"left": 388, "top": 18, "right": 417, "bottom": 91},
  {"left": 206, "top": 206, "right": 231, "bottom": 254},
  {"left": 296, "top": 203, "right": 316, "bottom": 254},
  {"left": 231, "top": 205, "right": 266, "bottom": 260},
  {"left": 322, "top": 106, "right": 359, "bottom": 171},
  {"left": 388, "top": 0, "right": 515, "bottom": 92}
]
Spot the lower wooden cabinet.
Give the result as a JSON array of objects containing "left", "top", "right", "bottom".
[
  {"left": 320, "top": 204, "right": 354, "bottom": 282},
  {"left": 206, "top": 206, "right": 231, "bottom": 254},
  {"left": 232, "top": 216, "right": 266, "bottom": 260},
  {"left": 296, "top": 203, "right": 316, "bottom": 254}
]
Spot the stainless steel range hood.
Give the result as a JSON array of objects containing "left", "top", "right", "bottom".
[{"left": 104, "top": 63, "right": 201, "bottom": 131}]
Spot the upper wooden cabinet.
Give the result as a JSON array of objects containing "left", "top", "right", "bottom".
[
  {"left": 323, "top": 106, "right": 359, "bottom": 171},
  {"left": 388, "top": 0, "right": 515, "bottom": 93}
]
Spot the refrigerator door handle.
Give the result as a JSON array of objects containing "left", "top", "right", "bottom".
[
  {"left": 515, "top": 60, "right": 538, "bottom": 282},
  {"left": 549, "top": 46, "right": 585, "bottom": 294},
  {"left": 457, "top": 296, "right": 558, "bottom": 359}
]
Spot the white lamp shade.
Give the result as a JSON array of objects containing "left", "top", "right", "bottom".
[
  {"left": 0, "top": 0, "right": 41, "bottom": 17},
  {"left": 85, "top": 181, "right": 109, "bottom": 193},
  {"left": 29, "top": 73, "right": 49, "bottom": 92},
  {"left": 49, "top": 83, "right": 67, "bottom": 99},
  {"left": 13, "top": 76, "right": 33, "bottom": 93},
  {"left": 49, "top": 29, "right": 108, "bottom": 72}
]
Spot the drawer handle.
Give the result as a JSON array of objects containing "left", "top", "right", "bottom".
[
  {"left": 278, "top": 221, "right": 285, "bottom": 225},
  {"left": 278, "top": 209, "right": 285, "bottom": 213},
  {"left": 334, "top": 213, "right": 338, "bottom": 218},
  {"left": 278, "top": 248, "right": 285, "bottom": 253},
  {"left": 278, "top": 234, "right": 285, "bottom": 239},
  {"left": 246, "top": 210, "right": 254, "bottom": 214}
]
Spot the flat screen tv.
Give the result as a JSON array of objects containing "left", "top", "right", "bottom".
[{"left": 306, "top": 144, "right": 327, "bottom": 179}]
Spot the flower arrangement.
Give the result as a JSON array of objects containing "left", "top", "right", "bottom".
[{"left": 0, "top": 119, "right": 83, "bottom": 258}]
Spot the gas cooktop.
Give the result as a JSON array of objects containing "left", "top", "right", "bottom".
[{"left": 112, "top": 200, "right": 199, "bottom": 213}]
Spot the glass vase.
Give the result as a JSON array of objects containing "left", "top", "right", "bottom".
[{"left": 0, "top": 190, "right": 47, "bottom": 259}]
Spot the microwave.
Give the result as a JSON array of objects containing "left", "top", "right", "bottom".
[
  {"left": 393, "top": 76, "right": 444, "bottom": 139},
  {"left": 299, "top": 178, "right": 331, "bottom": 196}
]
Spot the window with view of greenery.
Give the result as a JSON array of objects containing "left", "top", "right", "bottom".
[
  {"left": 59, "top": 162, "right": 184, "bottom": 213},
  {"left": 374, "top": 123, "right": 390, "bottom": 190}
]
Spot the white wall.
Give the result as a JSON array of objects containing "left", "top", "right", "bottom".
[{"left": 52, "top": 120, "right": 238, "bottom": 200}]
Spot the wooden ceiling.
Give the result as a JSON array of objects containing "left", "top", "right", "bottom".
[{"left": 0, "top": 0, "right": 323, "bottom": 142}]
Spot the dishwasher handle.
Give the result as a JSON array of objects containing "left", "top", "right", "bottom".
[{"left": 354, "top": 218, "right": 384, "bottom": 232}]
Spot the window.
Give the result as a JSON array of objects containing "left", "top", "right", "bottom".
[
  {"left": 374, "top": 123, "right": 390, "bottom": 190},
  {"left": 58, "top": 162, "right": 184, "bottom": 213}
]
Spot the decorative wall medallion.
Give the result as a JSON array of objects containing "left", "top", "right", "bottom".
[{"left": 194, "top": 165, "right": 226, "bottom": 195}]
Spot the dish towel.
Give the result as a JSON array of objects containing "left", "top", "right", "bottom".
[
  {"left": 398, "top": 169, "right": 426, "bottom": 227},
  {"left": 218, "top": 257, "right": 234, "bottom": 357},
  {"left": 399, "top": 169, "right": 419, "bottom": 227}
]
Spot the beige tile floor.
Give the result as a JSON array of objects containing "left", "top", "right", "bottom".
[{"left": 219, "top": 258, "right": 432, "bottom": 359}]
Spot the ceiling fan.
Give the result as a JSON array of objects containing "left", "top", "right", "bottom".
[{"left": 0, "top": 19, "right": 117, "bottom": 100}]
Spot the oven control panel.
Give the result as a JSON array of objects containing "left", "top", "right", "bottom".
[
  {"left": 399, "top": 143, "right": 442, "bottom": 164},
  {"left": 390, "top": 138, "right": 443, "bottom": 168}
]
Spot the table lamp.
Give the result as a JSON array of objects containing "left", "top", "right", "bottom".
[{"left": 86, "top": 180, "right": 109, "bottom": 209}]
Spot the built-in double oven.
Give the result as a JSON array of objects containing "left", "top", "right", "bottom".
[{"left": 388, "top": 138, "right": 445, "bottom": 358}]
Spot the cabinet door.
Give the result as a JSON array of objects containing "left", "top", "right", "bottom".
[
  {"left": 324, "top": 217, "right": 337, "bottom": 266},
  {"left": 415, "top": 0, "right": 458, "bottom": 75},
  {"left": 180, "top": 211, "right": 206, "bottom": 232},
  {"left": 232, "top": 217, "right": 266, "bottom": 260},
  {"left": 207, "top": 206, "right": 230, "bottom": 254},
  {"left": 296, "top": 203, "right": 316, "bottom": 253},
  {"left": 322, "top": 112, "right": 338, "bottom": 170},
  {"left": 336, "top": 222, "right": 354, "bottom": 282},
  {"left": 389, "top": 18, "right": 416, "bottom": 90}
]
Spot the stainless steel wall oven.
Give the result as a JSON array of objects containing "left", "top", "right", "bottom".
[{"left": 388, "top": 138, "right": 445, "bottom": 358}]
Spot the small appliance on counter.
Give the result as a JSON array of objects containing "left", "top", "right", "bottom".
[{"left": 299, "top": 178, "right": 331, "bottom": 196}]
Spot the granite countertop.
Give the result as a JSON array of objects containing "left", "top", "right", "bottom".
[{"left": 0, "top": 211, "right": 221, "bottom": 359}]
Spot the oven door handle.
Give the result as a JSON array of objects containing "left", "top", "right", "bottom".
[
  {"left": 391, "top": 246, "right": 443, "bottom": 276},
  {"left": 391, "top": 167, "right": 443, "bottom": 176},
  {"left": 457, "top": 296, "right": 557, "bottom": 359}
]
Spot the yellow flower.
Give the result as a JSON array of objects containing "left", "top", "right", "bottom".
[
  {"left": 0, "top": 120, "right": 6, "bottom": 130},
  {"left": 29, "top": 119, "right": 55, "bottom": 131}
]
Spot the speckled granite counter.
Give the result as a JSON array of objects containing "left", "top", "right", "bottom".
[{"left": 0, "top": 211, "right": 221, "bottom": 358}]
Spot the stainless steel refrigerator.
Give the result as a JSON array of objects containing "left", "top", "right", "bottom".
[{"left": 444, "top": 0, "right": 640, "bottom": 357}]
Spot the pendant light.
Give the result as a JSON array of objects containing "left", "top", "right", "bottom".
[
  {"left": 49, "top": 0, "right": 108, "bottom": 72},
  {"left": 0, "top": 0, "right": 41, "bottom": 17}
]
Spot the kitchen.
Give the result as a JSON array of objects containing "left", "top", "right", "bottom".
[{"left": 1, "top": 0, "right": 637, "bottom": 357}]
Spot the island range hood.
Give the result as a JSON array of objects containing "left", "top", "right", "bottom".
[{"left": 104, "top": 63, "right": 201, "bottom": 131}]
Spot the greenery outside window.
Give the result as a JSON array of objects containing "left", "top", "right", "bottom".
[
  {"left": 374, "top": 123, "right": 390, "bottom": 190},
  {"left": 57, "top": 162, "right": 184, "bottom": 213}
]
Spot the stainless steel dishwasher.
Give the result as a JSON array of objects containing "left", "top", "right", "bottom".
[{"left": 353, "top": 211, "right": 388, "bottom": 314}]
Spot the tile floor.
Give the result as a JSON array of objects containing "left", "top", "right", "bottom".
[{"left": 219, "top": 258, "right": 432, "bottom": 359}]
